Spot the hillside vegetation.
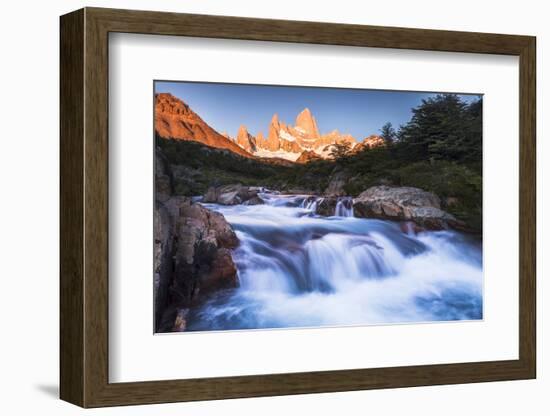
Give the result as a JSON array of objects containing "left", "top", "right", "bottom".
[{"left": 158, "top": 94, "right": 482, "bottom": 231}]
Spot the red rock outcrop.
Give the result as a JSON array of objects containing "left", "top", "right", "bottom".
[
  {"left": 296, "top": 150, "right": 322, "bottom": 164},
  {"left": 265, "top": 114, "right": 283, "bottom": 151},
  {"left": 295, "top": 108, "right": 320, "bottom": 139},
  {"left": 236, "top": 125, "right": 257, "bottom": 152},
  {"left": 155, "top": 93, "right": 252, "bottom": 158}
]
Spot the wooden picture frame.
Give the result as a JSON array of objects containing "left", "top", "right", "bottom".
[{"left": 60, "top": 7, "right": 536, "bottom": 408}]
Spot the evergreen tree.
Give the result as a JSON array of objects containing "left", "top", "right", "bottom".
[
  {"left": 397, "top": 94, "right": 481, "bottom": 164},
  {"left": 380, "top": 122, "right": 396, "bottom": 143},
  {"left": 329, "top": 142, "right": 352, "bottom": 160}
]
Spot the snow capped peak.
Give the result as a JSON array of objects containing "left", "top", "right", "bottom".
[{"left": 250, "top": 108, "right": 371, "bottom": 161}]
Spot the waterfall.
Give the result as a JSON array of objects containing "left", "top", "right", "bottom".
[
  {"left": 335, "top": 197, "right": 354, "bottom": 217},
  {"left": 191, "top": 194, "right": 483, "bottom": 331}
]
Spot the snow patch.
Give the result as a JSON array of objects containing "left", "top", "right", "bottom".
[
  {"left": 279, "top": 130, "right": 297, "bottom": 142},
  {"left": 314, "top": 144, "right": 336, "bottom": 159},
  {"left": 254, "top": 148, "right": 301, "bottom": 161}
]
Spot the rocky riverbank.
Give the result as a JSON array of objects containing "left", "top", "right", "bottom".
[
  {"left": 353, "top": 186, "right": 468, "bottom": 232},
  {"left": 154, "top": 149, "right": 240, "bottom": 332},
  {"left": 200, "top": 183, "right": 472, "bottom": 233},
  {"left": 155, "top": 157, "right": 477, "bottom": 331}
]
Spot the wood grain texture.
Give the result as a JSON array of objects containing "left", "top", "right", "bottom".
[
  {"left": 518, "top": 38, "right": 537, "bottom": 376},
  {"left": 59, "top": 7, "right": 537, "bottom": 408},
  {"left": 59, "top": 8, "right": 84, "bottom": 407}
]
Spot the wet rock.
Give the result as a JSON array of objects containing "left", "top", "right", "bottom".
[
  {"left": 243, "top": 195, "right": 265, "bottom": 205},
  {"left": 407, "top": 206, "right": 461, "bottom": 230},
  {"left": 201, "top": 248, "right": 239, "bottom": 291},
  {"left": 399, "top": 221, "right": 425, "bottom": 234},
  {"left": 354, "top": 186, "right": 465, "bottom": 231},
  {"left": 173, "top": 309, "right": 190, "bottom": 332},
  {"left": 316, "top": 197, "right": 338, "bottom": 216},
  {"left": 203, "top": 184, "right": 261, "bottom": 205}
]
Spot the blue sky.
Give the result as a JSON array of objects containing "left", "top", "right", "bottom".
[{"left": 155, "top": 81, "right": 481, "bottom": 139}]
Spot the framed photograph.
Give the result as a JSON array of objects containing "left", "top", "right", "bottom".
[{"left": 60, "top": 7, "right": 536, "bottom": 408}]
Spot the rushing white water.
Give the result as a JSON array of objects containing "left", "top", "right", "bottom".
[
  {"left": 335, "top": 197, "right": 354, "bottom": 217},
  {"left": 187, "top": 193, "right": 483, "bottom": 331}
]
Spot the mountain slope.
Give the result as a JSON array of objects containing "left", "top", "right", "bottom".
[{"left": 155, "top": 93, "right": 252, "bottom": 158}]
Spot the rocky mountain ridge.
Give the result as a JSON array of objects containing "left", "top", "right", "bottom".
[
  {"left": 239, "top": 108, "right": 364, "bottom": 161},
  {"left": 155, "top": 93, "right": 385, "bottom": 163},
  {"left": 155, "top": 93, "right": 252, "bottom": 158}
]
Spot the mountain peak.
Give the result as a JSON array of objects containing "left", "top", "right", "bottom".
[
  {"left": 238, "top": 124, "right": 249, "bottom": 135},
  {"left": 295, "top": 107, "right": 320, "bottom": 138},
  {"left": 236, "top": 124, "right": 256, "bottom": 152}
]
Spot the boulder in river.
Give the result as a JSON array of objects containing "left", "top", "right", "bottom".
[
  {"left": 243, "top": 195, "right": 265, "bottom": 205},
  {"left": 316, "top": 197, "right": 337, "bottom": 216},
  {"left": 203, "top": 184, "right": 264, "bottom": 205},
  {"left": 353, "top": 186, "right": 465, "bottom": 231}
]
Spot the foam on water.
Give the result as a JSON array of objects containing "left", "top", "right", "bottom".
[{"left": 189, "top": 194, "right": 482, "bottom": 331}]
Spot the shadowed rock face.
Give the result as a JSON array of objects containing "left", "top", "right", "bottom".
[
  {"left": 154, "top": 149, "right": 240, "bottom": 332},
  {"left": 353, "top": 186, "right": 466, "bottom": 231},
  {"left": 155, "top": 93, "right": 252, "bottom": 158}
]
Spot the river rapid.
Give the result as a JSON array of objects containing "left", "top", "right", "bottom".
[{"left": 186, "top": 193, "right": 483, "bottom": 331}]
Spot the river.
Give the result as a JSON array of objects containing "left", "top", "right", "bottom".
[{"left": 186, "top": 193, "right": 483, "bottom": 331}]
